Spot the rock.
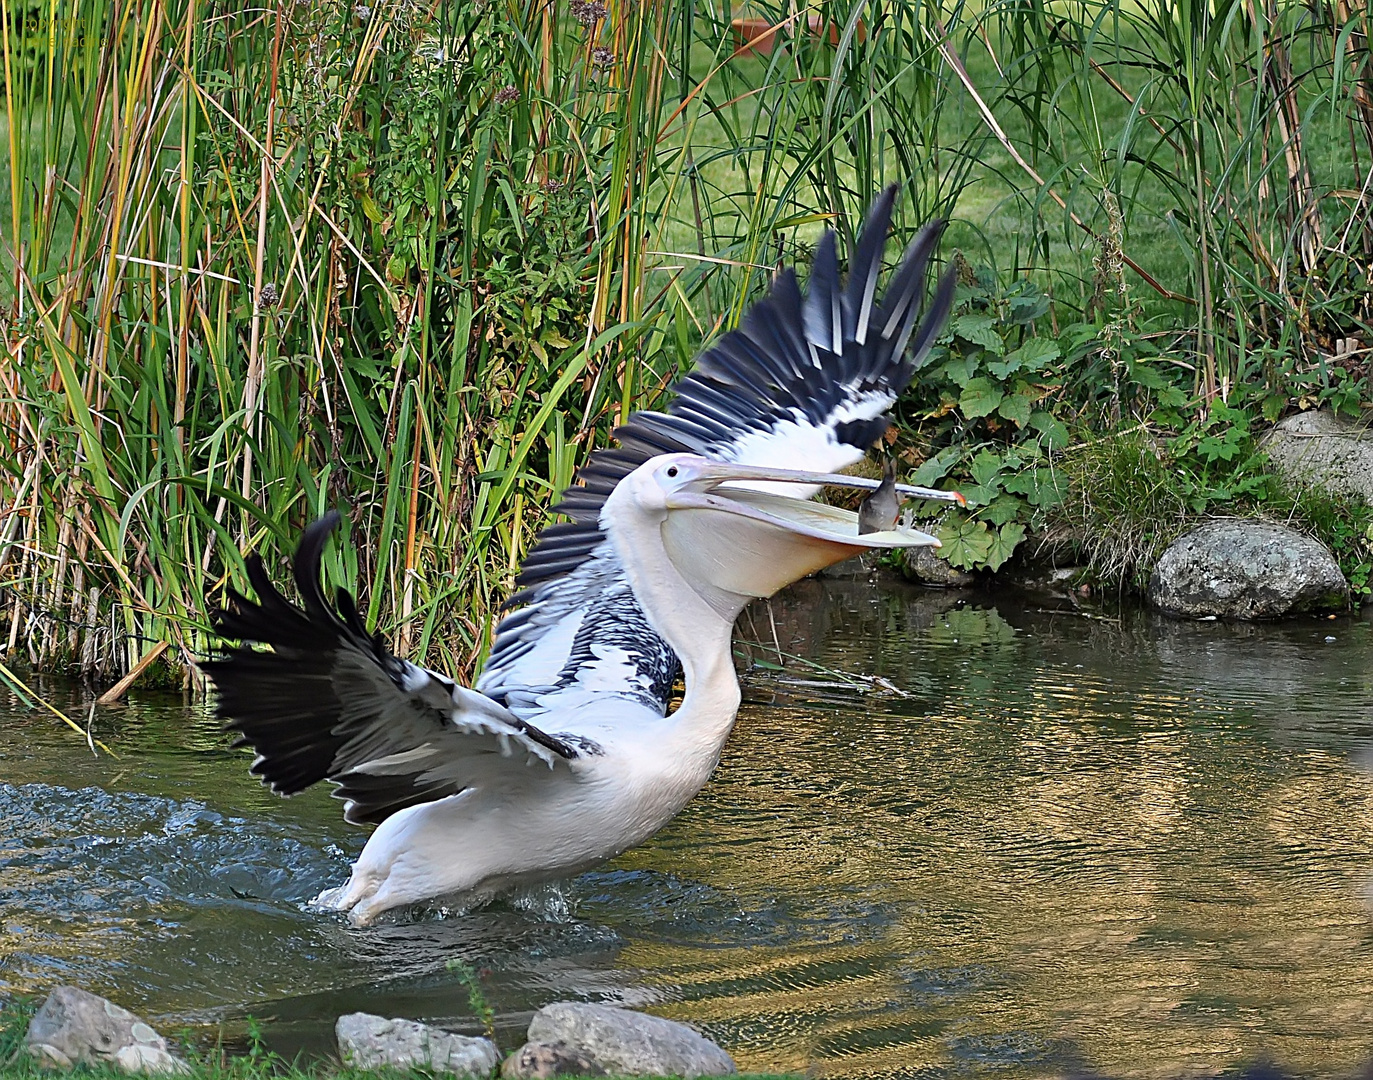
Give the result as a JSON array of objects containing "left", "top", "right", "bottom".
[
  {"left": 999, "top": 563, "right": 1085, "bottom": 597},
  {"left": 336, "top": 1013, "right": 499, "bottom": 1077},
  {"left": 1147, "top": 519, "right": 1349, "bottom": 619},
  {"left": 501, "top": 1041, "right": 608, "bottom": 1078},
  {"left": 1017, "top": 523, "right": 1088, "bottom": 568},
  {"left": 814, "top": 552, "right": 880, "bottom": 578},
  {"left": 900, "top": 546, "right": 976, "bottom": 588},
  {"left": 526, "top": 1003, "right": 736, "bottom": 1078},
  {"left": 23, "top": 986, "right": 188, "bottom": 1074},
  {"left": 1262, "top": 409, "right": 1373, "bottom": 504}
]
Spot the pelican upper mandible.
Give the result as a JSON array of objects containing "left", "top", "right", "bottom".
[{"left": 203, "top": 187, "right": 959, "bottom": 925}]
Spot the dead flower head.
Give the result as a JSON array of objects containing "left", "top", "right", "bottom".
[{"left": 570, "top": 0, "right": 607, "bottom": 26}]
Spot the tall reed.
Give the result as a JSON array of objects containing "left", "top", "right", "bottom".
[
  {"left": 0, "top": 0, "right": 965, "bottom": 687},
  {"left": 973, "top": 0, "right": 1373, "bottom": 402}
]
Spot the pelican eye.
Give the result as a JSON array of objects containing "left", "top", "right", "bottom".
[{"left": 666, "top": 466, "right": 678, "bottom": 477}]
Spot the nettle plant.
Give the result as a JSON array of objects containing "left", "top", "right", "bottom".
[{"left": 902, "top": 267, "right": 1084, "bottom": 571}]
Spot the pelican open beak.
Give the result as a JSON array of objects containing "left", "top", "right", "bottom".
[{"left": 661, "top": 459, "right": 964, "bottom": 604}]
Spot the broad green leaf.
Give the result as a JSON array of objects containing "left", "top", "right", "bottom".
[
  {"left": 1004, "top": 465, "right": 1066, "bottom": 507},
  {"left": 938, "top": 353, "right": 979, "bottom": 387},
  {"left": 959, "top": 377, "right": 1004, "bottom": 418},
  {"left": 955, "top": 483, "right": 996, "bottom": 508},
  {"left": 1125, "top": 359, "right": 1166, "bottom": 389},
  {"left": 953, "top": 313, "right": 1005, "bottom": 355},
  {"left": 998, "top": 392, "right": 1033, "bottom": 427},
  {"left": 989, "top": 337, "right": 1060, "bottom": 378},
  {"left": 1030, "top": 410, "right": 1069, "bottom": 450},
  {"left": 912, "top": 446, "right": 961, "bottom": 487},
  {"left": 969, "top": 450, "right": 1004, "bottom": 489},
  {"left": 985, "top": 522, "right": 1027, "bottom": 571},
  {"left": 980, "top": 492, "right": 1024, "bottom": 526},
  {"left": 936, "top": 517, "right": 993, "bottom": 569},
  {"left": 1008, "top": 337, "right": 1060, "bottom": 371},
  {"left": 1006, "top": 290, "right": 1050, "bottom": 324}
]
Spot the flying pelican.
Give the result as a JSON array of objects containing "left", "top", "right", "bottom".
[{"left": 204, "top": 187, "right": 959, "bottom": 925}]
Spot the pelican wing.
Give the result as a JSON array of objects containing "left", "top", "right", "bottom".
[
  {"left": 480, "top": 187, "right": 954, "bottom": 718},
  {"left": 205, "top": 515, "right": 585, "bottom": 826}
]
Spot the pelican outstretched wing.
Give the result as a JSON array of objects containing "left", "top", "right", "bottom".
[
  {"left": 204, "top": 514, "right": 587, "bottom": 827},
  {"left": 478, "top": 187, "right": 954, "bottom": 720}
]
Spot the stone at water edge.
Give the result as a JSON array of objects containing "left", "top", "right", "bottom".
[
  {"left": 335, "top": 1012, "right": 499, "bottom": 1078},
  {"left": 23, "top": 985, "right": 188, "bottom": 1074},
  {"left": 901, "top": 546, "right": 976, "bottom": 588},
  {"left": 1147, "top": 519, "right": 1349, "bottom": 619},
  {"left": 525, "top": 1002, "right": 737, "bottom": 1078},
  {"left": 501, "top": 1040, "right": 608, "bottom": 1079},
  {"left": 1261, "top": 409, "right": 1373, "bottom": 505}
]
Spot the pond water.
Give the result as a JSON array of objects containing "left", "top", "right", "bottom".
[{"left": 3, "top": 575, "right": 1373, "bottom": 1078}]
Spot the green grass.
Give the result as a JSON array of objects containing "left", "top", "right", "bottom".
[{"left": 1049, "top": 426, "right": 1207, "bottom": 589}]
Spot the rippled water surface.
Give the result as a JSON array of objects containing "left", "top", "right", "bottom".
[{"left": 3, "top": 577, "right": 1373, "bottom": 1078}]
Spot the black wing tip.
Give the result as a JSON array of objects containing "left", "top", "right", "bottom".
[{"left": 294, "top": 512, "right": 344, "bottom": 612}]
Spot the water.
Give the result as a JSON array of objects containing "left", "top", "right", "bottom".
[{"left": 3, "top": 576, "right": 1373, "bottom": 1078}]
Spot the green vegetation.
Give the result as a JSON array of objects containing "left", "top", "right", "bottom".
[{"left": 3, "top": 0, "right": 1373, "bottom": 688}]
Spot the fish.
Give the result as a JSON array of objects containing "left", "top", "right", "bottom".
[{"left": 858, "top": 458, "right": 901, "bottom": 535}]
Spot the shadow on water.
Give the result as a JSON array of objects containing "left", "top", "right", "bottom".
[{"left": 3, "top": 575, "right": 1373, "bottom": 1077}]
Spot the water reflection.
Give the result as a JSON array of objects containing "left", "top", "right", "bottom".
[{"left": 2, "top": 581, "right": 1373, "bottom": 1077}]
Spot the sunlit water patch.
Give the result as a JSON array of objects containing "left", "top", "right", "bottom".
[{"left": 2, "top": 578, "right": 1373, "bottom": 1077}]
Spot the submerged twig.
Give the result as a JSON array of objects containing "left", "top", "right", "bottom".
[{"left": 735, "top": 640, "right": 913, "bottom": 696}]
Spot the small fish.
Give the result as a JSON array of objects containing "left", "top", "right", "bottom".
[{"left": 858, "top": 458, "right": 900, "bottom": 534}]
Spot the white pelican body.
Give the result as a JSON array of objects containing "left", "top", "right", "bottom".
[
  {"left": 316, "top": 693, "right": 738, "bottom": 924},
  {"left": 205, "top": 188, "right": 958, "bottom": 924}
]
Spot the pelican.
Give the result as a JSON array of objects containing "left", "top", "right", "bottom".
[{"left": 204, "top": 187, "right": 958, "bottom": 925}]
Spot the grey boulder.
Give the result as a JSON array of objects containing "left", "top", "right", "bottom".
[
  {"left": 501, "top": 1040, "right": 607, "bottom": 1078},
  {"left": 901, "top": 546, "right": 975, "bottom": 588},
  {"left": 1262, "top": 409, "right": 1373, "bottom": 504},
  {"left": 336, "top": 1013, "right": 499, "bottom": 1077},
  {"left": 1148, "top": 519, "right": 1348, "bottom": 619},
  {"left": 521, "top": 1003, "right": 736, "bottom": 1078},
  {"left": 23, "top": 986, "right": 188, "bottom": 1074}
]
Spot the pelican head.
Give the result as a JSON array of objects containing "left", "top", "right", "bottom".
[{"left": 605, "top": 452, "right": 961, "bottom": 617}]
